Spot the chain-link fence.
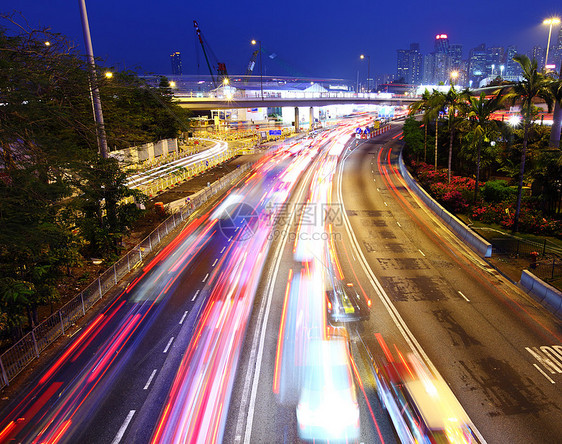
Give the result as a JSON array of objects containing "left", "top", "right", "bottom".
[{"left": 0, "top": 163, "right": 253, "bottom": 390}]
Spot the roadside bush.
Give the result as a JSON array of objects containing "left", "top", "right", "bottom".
[{"left": 481, "top": 180, "right": 515, "bottom": 203}]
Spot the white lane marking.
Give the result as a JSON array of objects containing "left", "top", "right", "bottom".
[
  {"left": 143, "top": 369, "right": 157, "bottom": 390},
  {"left": 396, "top": 221, "right": 401, "bottom": 228},
  {"left": 533, "top": 364, "right": 556, "bottom": 384},
  {"left": 212, "top": 258, "right": 218, "bottom": 267},
  {"left": 418, "top": 249, "right": 426, "bottom": 257},
  {"left": 335, "top": 152, "right": 488, "bottom": 444},
  {"left": 179, "top": 311, "right": 188, "bottom": 324},
  {"left": 202, "top": 273, "right": 209, "bottom": 283},
  {"left": 163, "top": 337, "right": 174, "bottom": 353},
  {"left": 220, "top": 246, "right": 226, "bottom": 254},
  {"left": 229, "top": 236, "right": 233, "bottom": 242},
  {"left": 458, "top": 291, "right": 470, "bottom": 302},
  {"left": 384, "top": 201, "right": 388, "bottom": 206},
  {"left": 111, "top": 410, "right": 135, "bottom": 444},
  {"left": 191, "top": 289, "right": 200, "bottom": 301}
]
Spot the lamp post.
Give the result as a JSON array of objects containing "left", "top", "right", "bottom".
[
  {"left": 450, "top": 70, "right": 459, "bottom": 86},
  {"left": 360, "top": 54, "right": 370, "bottom": 93},
  {"left": 500, "top": 64, "right": 504, "bottom": 78},
  {"left": 79, "top": 0, "right": 108, "bottom": 158},
  {"left": 251, "top": 39, "right": 263, "bottom": 100},
  {"left": 543, "top": 17, "right": 561, "bottom": 71}
]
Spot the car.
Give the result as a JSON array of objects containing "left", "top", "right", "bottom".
[
  {"left": 296, "top": 338, "right": 360, "bottom": 441},
  {"left": 373, "top": 338, "right": 480, "bottom": 444},
  {"left": 326, "top": 279, "right": 370, "bottom": 323}
]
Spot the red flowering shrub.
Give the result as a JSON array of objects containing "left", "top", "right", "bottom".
[{"left": 408, "top": 160, "right": 562, "bottom": 238}]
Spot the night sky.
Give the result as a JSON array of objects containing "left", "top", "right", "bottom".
[{"left": 2, "top": 1, "right": 561, "bottom": 81}]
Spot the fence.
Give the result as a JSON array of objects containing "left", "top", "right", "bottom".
[
  {"left": 488, "top": 234, "right": 562, "bottom": 285},
  {"left": 531, "top": 258, "right": 562, "bottom": 282},
  {"left": 0, "top": 163, "right": 253, "bottom": 390}
]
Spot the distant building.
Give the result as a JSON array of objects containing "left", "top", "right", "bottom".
[
  {"left": 530, "top": 46, "right": 545, "bottom": 69},
  {"left": 434, "top": 34, "right": 449, "bottom": 54},
  {"left": 505, "top": 45, "right": 521, "bottom": 77},
  {"left": 468, "top": 44, "right": 487, "bottom": 85},
  {"left": 170, "top": 52, "right": 182, "bottom": 75},
  {"left": 486, "top": 46, "right": 504, "bottom": 76},
  {"left": 396, "top": 43, "right": 423, "bottom": 85},
  {"left": 449, "top": 44, "right": 463, "bottom": 68}
]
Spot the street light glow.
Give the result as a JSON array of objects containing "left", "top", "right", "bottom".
[
  {"left": 44, "top": 41, "right": 51, "bottom": 46},
  {"left": 169, "top": 81, "right": 176, "bottom": 88},
  {"left": 543, "top": 17, "right": 561, "bottom": 71},
  {"left": 104, "top": 71, "right": 113, "bottom": 79},
  {"left": 251, "top": 39, "right": 257, "bottom": 45},
  {"left": 450, "top": 70, "right": 459, "bottom": 79}
]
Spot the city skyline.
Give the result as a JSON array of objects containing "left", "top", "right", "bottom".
[{"left": 1, "top": 1, "right": 561, "bottom": 82}]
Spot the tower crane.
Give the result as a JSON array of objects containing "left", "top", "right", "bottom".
[{"left": 193, "top": 20, "right": 228, "bottom": 88}]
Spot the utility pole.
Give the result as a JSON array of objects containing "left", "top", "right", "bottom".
[{"left": 79, "top": 0, "right": 108, "bottom": 158}]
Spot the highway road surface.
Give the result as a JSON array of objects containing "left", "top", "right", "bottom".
[{"left": 0, "top": 118, "right": 560, "bottom": 444}]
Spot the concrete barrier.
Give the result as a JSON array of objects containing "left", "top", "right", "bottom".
[
  {"left": 520, "top": 270, "right": 562, "bottom": 320},
  {"left": 398, "top": 152, "right": 492, "bottom": 258}
]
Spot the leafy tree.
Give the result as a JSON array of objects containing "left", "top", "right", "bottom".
[
  {"left": 507, "top": 55, "right": 553, "bottom": 232},
  {"left": 410, "top": 90, "right": 446, "bottom": 170},
  {"left": 402, "top": 117, "right": 424, "bottom": 160},
  {"left": 443, "top": 87, "right": 469, "bottom": 183},
  {"left": 462, "top": 90, "right": 507, "bottom": 200},
  {"left": 548, "top": 71, "right": 562, "bottom": 149}
]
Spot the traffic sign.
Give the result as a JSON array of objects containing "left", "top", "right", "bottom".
[{"left": 355, "top": 128, "right": 362, "bottom": 134}]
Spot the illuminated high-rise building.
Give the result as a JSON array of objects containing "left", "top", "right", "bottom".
[
  {"left": 468, "top": 44, "right": 487, "bottom": 84},
  {"left": 505, "top": 45, "right": 521, "bottom": 77},
  {"left": 170, "top": 52, "right": 182, "bottom": 75},
  {"left": 434, "top": 34, "right": 450, "bottom": 54},
  {"left": 486, "top": 46, "right": 504, "bottom": 76},
  {"left": 552, "top": 23, "right": 562, "bottom": 70},
  {"left": 396, "top": 43, "right": 423, "bottom": 85},
  {"left": 530, "top": 46, "right": 545, "bottom": 69}
]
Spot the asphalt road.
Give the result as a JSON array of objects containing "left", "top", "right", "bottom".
[
  {"left": 226, "top": 122, "right": 561, "bottom": 444},
  {"left": 1, "top": 121, "right": 560, "bottom": 443}
]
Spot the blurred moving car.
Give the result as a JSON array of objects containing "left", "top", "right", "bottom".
[
  {"left": 326, "top": 279, "right": 369, "bottom": 323},
  {"left": 296, "top": 338, "right": 360, "bottom": 442},
  {"left": 373, "top": 337, "right": 480, "bottom": 444}
]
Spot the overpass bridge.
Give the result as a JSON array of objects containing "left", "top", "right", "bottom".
[{"left": 174, "top": 92, "right": 419, "bottom": 110}]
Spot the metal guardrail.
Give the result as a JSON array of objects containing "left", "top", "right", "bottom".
[{"left": 0, "top": 163, "right": 253, "bottom": 389}]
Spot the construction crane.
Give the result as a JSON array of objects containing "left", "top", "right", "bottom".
[
  {"left": 245, "top": 49, "right": 259, "bottom": 76},
  {"left": 193, "top": 20, "right": 228, "bottom": 88}
]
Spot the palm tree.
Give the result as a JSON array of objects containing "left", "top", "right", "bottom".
[
  {"left": 443, "top": 87, "right": 469, "bottom": 183},
  {"left": 508, "top": 55, "right": 553, "bottom": 232},
  {"left": 464, "top": 90, "right": 508, "bottom": 200},
  {"left": 429, "top": 91, "right": 447, "bottom": 171}
]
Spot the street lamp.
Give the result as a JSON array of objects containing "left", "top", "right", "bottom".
[
  {"left": 450, "top": 70, "right": 459, "bottom": 86},
  {"left": 251, "top": 39, "right": 263, "bottom": 100},
  {"left": 360, "top": 54, "right": 371, "bottom": 93},
  {"left": 104, "top": 71, "right": 113, "bottom": 79},
  {"left": 543, "top": 17, "right": 561, "bottom": 71},
  {"left": 79, "top": 0, "right": 108, "bottom": 158},
  {"left": 500, "top": 65, "right": 505, "bottom": 78}
]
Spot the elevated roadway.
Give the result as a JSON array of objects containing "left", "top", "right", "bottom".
[{"left": 175, "top": 94, "right": 418, "bottom": 110}]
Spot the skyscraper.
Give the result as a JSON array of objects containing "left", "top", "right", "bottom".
[
  {"left": 486, "top": 46, "right": 504, "bottom": 76},
  {"left": 434, "top": 34, "right": 449, "bottom": 54},
  {"left": 505, "top": 45, "right": 521, "bottom": 78},
  {"left": 468, "top": 44, "right": 487, "bottom": 85},
  {"left": 170, "top": 52, "right": 182, "bottom": 75},
  {"left": 449, "top": 44, "right": 463, "bottom": 69},
  {"left": 396, "top": 43, "right": 423, "bottom": 85},
  {"left": 530, "top": 46, "right": 545, "bottom": 69}
]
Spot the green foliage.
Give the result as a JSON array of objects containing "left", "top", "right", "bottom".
[
  {"left": 481, "top": 180, "right": 516, "bottom": 203},
  {"left": 402, "top": 117, "right": 424, "bottom": 158}
]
